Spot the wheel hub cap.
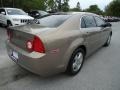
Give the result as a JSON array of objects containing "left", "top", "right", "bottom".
[{"left": 72, "top": 52, "right": 83, "bottom": 72}]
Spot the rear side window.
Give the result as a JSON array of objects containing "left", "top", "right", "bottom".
[
  {"left": 94, "top": 16, "right": 105, "bottom": 27},
  {"left": 83, "top": 15, "right": 96, "bottom": 28}
]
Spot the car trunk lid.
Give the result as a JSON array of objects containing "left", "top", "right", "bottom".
[{"left": 7, "top": 24, "right": 55, "bottom": 53}]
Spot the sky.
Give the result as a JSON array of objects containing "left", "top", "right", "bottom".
[{"left": 69, "top": 0, "right": 113, "bottom": 10}]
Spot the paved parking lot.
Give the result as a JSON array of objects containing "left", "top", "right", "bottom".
[{"left": 0, "top": 22, "right": 120, "bottom": 90}]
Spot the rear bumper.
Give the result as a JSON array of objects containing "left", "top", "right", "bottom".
[{"left": 6, "top": 40, "right": 64, "bottom": 76}]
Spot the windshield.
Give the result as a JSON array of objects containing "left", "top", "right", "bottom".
[
  {"left": 6, "top": 9, "right": 26, "bottom": 15},
  {"left": 38, "top": 11, "right": 48, "bottom": 16},
  {"left": 39, "top": 15, "right": 71, "bottom": 27}
]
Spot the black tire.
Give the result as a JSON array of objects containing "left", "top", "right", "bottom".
[
  {"left": 66, "top": 48, "right": 85, "bottom": 75},
  {"left": 0, "top": 23, "right": 5, "bottom": 27},
  {"left": 0, "top": 23, "right": 3, "bottom": 27},
  {"left": 7, "top": 21, "right": 12, "bottom": 27},
  {"left": 104, "top": 34, "right": 112, "bottom": 47}
]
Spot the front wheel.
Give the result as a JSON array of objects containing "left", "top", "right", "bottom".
[
  {"left": 7, "top": 21, "right": 12, "bottom": 27},
  {"left": 67, "top": 48, "right": 85, "bottom": 75}
]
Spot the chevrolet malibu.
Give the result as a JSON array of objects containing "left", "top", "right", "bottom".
[{"left": 6, "top": 12, "right": 112, "bottom": 76}]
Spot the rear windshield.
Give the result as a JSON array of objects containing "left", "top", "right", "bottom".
[{"left": 39, "top": 15, "right": 71, "bottom": 27}]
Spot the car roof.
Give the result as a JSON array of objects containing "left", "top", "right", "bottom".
[
  {"left": 52, "top": 12, "right": 98, "bottom": 17},
  {"left": 69, "top": 12, "right": 98, "bottom": 16}
]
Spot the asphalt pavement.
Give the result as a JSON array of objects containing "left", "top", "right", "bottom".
[{"left": 0, "top": 22, "right": 120, "bottom": 90}]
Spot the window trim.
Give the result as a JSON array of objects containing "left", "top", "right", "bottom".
[
  {"left": 80, "top": 14, "right": 98, "bottom": 29},
  {"left": 81, "top": 17, "right": 86, "bottom": 28}
]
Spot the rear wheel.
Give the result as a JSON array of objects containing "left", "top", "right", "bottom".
[
  {"left": 67, "top": 48, "right": 85, "bottom": 75},
  {"left": 104, "top": 34, "right": 111, "bottom": 47},
  {"left": 0, "top": 23, "right": 3, "bottom": 27}
]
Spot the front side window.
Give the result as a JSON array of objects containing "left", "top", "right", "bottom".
[
  {"left": 94, "top": 16, "right": 105, "bottom": 27},
  {"left": 83, "top": 15, "right": 96, "bottom": 28}
]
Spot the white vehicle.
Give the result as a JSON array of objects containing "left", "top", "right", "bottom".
[{"left": 0, "top": 8, "right": 34, "bottom": 27}]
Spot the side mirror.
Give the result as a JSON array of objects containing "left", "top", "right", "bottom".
[
  {"left": 1, "top": 12, "right": 5, "bottom": 15},
  {"left": 101, "top": 22, "right": 112, "bottom": 27}
]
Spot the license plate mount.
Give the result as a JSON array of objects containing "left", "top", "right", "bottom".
[{"left": 10, "top": 50, "right": 19, "bottom": 62}]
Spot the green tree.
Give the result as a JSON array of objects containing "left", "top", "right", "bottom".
[
  {"left": 61, "top": 0, "right": 69, "bottom": 12},
  {"left": 84, "top": 5, "right": 103, "bottom": 15},
  {"left": 76, "top": 2, "right": 81, "bottom": 10},
  {"left": 105, "top": 0, "right": 120, "bottom": 16},
  {"left": 0, "top": 0, "right": 71, "bottom": 12},
  {"left": 22, "top": 0, "right": 47, "bottom": 11},
  {"left": 46, "top": 0, "right": 57, "bottom": 11},
  {"left": 0, "top": 0, "right": 13, "bottom": 7},
  {"left": 0, "top": 0, "right": 47, "bottom": 11},
  {"left": 70, "top": 2, "right": 81, "bottom": 12}
]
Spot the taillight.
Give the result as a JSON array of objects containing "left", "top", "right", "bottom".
[
  {"left": 7, "top": 28, "right": 12, "bottom": 40},
  {"left": 33, "top": 36, "right": 45, "bottom": 53},
  {"left": 26, "top": 36, "right": 45, "bottom": 53}
]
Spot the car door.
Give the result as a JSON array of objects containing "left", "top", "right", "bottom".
[
  {"left": 94, "top": 16, "right": 111, "bottom": 45},
  {"left": 80, "top": 15, "right": 102, "bottom": 55}
]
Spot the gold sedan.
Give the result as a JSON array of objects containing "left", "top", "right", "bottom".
[{"left": 6, "top": 12, "right": 112, "bottom": 76}]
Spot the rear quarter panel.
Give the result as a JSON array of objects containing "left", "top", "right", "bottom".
[{"left": 40, "top": 29, "right": 85, "bottom": 71}]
